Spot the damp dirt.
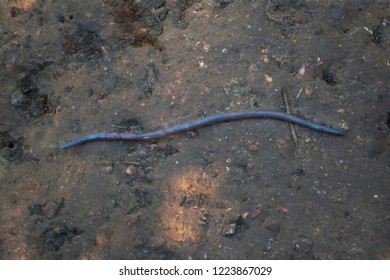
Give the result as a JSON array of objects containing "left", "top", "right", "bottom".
[{"left": 0, "top": 0, "right": 389, "bottom": 259}]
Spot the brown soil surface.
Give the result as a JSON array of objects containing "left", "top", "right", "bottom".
[{"left": 0, "top": 0, "right": 389, "bottom": 259}]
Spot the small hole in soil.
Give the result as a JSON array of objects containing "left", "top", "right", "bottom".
[{"left": 8, "top": 142, "right": 15, "bottom": 149}]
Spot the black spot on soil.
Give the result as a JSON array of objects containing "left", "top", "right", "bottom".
[
  {"left": 124, "top": 188, "right": 155, "bottom": 213},
  {"left": 27, "top": 198, "right": 83, "bottom": 259},
  {"left": 321, "top": 68, "right": 337, "bottom": 86},
  {"left": 0, "top": 130, "right": 24, "bottom": 162},
  {"left": 28, "top": 203, "right": 44, "bottom": 216},
  {"left": 37, "top": 16, "right": 47, "bottom": 26},
  {"left": 106, "top": 0, "right": 199, "bottom": 49},
  {"left": 265, "top": 0, "right": 311, "bottom": 26},
  {"left": 113, "top": 117, "right": 144, "bottom": 133},
  {"left": 185, "top": 130, "right": 200, "bottom": 138},
  {"left": 265, "top": 219, "right": 281, "bottom": 234},
  {"left": 28, "top": 198, "right": 65, "bottom": 219},
  {"left": 11, "top": 74, "right": 49, "bottom": 118},
  {"left": 63, "top": 24, "right": 103, "bottom": 61},
  {"left": 19, "top": 75, "right": 36, "bottom": 95},
  {"left": 215, "top": 0, "right": 234, "bottom": 9},
  {"left": 233, "top": 160, "right": 249, "bottom": 174},
  {"left": 342, "top": 28, "right": 350, "bottom": 34},
  {"left": 130, "top": 28, "right": 164, "bottom": 50},
  {"left": 293, "top": 238, "right": 313, "bottom": 258},
  {"left": 0, "top": 131, "right": 16, "bottom": 150},
  {"left": 371, "top": 25, "right": 383, "bottom": 45},
  {"left": 133, "top": 189, "right": 153, "bottom": 208},
  {"left": 136, "top": 0, "right": 168, "bottom": 35},
  {"left": 10, "top": 6, "right": 23, "bottom": 18},
  {"left": 106, "top": 0, "right": 166, "bottom": 50},
  {"left": 290, "top": 166, "right": 305, "bottom": 176},
  {"left": 233, "top": 215, "right": 249, "bottom": 232},
  {"left": 169, "top": 0, "right": 199, "bottom": 29},
  {"left": 138, "top": 63, "right": 159, "bottom": 97},
  {"left": 154, "top": 144, "right": 179, "bottom": 159},
  {"left": 42, "top": 223, "right": 83, "bottom": 258},
  {"left": 57, "top": 15, "right": 66, "bottom": 23}
]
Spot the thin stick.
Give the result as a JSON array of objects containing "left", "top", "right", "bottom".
[
  {"left": 111, "top": 125, "right": 128, "bottom": 129},
  {"left": 296, "top": 86, "right": 304, "bottom": 101},
  {"left": 282, "top": 90, "right": 298, "bottom": 144}
]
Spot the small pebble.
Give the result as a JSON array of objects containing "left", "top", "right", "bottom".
[
  {"left": 96, "top": 161, "right": 113, "bottom": 174},
  {"left": 223, "top": 223, "right": 237, "bottom": 236},
  {"left": 264, "top": 74, "right": 273, "bottom": 84},
  {"left": 95, "top": 234, "right": 109, "bottom": 248},
  {"left": 252, "top": 207, "right": 261, "bottom": 219},
  {"left": 11, "top": 89, "right": 30, "bottom": 108},
  {"left": 294, "top": 238, "right": 313, "bottom": 255},
  {"left": 241, "top": 211, "right": 249, "bottom": 220},
  {"left": 340, "top": 122, "right": 349, "bottom": 130},
  {"left": 125, "top": 165, "right": 137, "bottom": 175}
]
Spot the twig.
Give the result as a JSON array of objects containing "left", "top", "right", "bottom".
[
  {"left": 282, "top": 89, "right": 298, "bottom": 145},
  {"left": 111, "top": 124, "right": 128, "bottom": 129},
  {"left": 296, "top": 86, "right": 304, "bottom": 101}
]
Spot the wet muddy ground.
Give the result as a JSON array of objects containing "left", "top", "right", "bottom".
[{"left": 0, "top": 0, "right": 389, "bottom": 259}]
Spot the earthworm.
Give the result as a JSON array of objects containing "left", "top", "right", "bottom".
[{"left": 60, "top": 111, "right": 344, "bottom": 149}]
